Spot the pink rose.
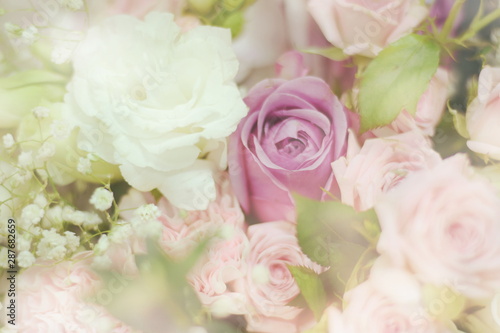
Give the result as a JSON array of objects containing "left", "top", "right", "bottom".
[
  {"left": 275, "top": 51, "right": 309, "bottom": 80},
  {"left": 11, "top": 254, "right": 137, "bottom": 333},
  {"left": 118, "top": 173, "right": 249, "bottom": 316},
  {"left": 229, "top": 77, "right": 349, "bottom": 222},
  {"left": 233, "top": 0, "right": 319, "bottom": 84},
  {"left": 332, "top": 131, "right": 442, "bottom": 211},
  {"left": 308, "top": 0, "right": 428, "bottom": 57},
  {"left": 376, "top": 155, "right": 500, "bottom": 298},
  {"left": 466, "top": 66, "right": 500, "bottom": 160},
  {"left": 327, "top": 265, "right": 456, "bottom": 333},
  {"left": 389, "top": 68, "right": 450, "bottom": 136},
  {"left": 234, "top": 221, "right": 322, "bottom": 333}
]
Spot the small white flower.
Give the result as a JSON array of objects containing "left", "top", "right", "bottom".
[
  {"left": 43, "top": 205, "right": 64, "bottom": 228},
  {"left": 10, "top": 170, "right": 32, "bottom": 187},
  {"left": 82, "top": 212, "right": 102, "bottom": 229},
  {"left": 92, "top": 255, "right": 112, "bottom": 270},
  {"left": 64, "top": 231, "right": 80, "bottom": 252},
  {"left": 36, "top": 228, "right": 67, "bottom": 260},
  {"left": 89, "top": 187, "right": 114, "bottom": 211},
  {"left": 21, "top": 204, "right": 44, "bottom": 227},
  {"left": 252, "top": 265, "right": 270, "bottom": 285},
  {"left": 34, "top": 193, "right": 48, "bottom": 208},
  {"left": 50, "top": 120, "right": 72, "bottom": 140},
  {"left": 16, "top": 234, "right": 32, "bottom": 252},
  {"left": 2, "top": 133, "right": 14, "bottom": 149},
  {"left": 17, "top": 251, "right": 36, "bottom": 268},
  {"left": 21, "top": 25, "right": 38, "bottom": 45},
  {"left": 131, "top": 217, "right": 162, "bottom": 238},
  {"left": 94, "top": 234, "right": 109, "bottom": 254},
  {"left": 36, "top": 142, "right": 56, "bottom": 161},
  {"left": 77, "top": 157, "right": 92, "bottom": 174},
  {"left": 51, "top": 45, "right": 73, "bottom": 64},
  {"left": 18, "top": 151, "right": 33, "bottom": 167},
  {"left": 32, "top": 106, "right": 50, "bottom": 119},
  {"left": 135, "top": 204, "right": 161, "bottom": 222},
  {"left": 109, "top": 223, "right": 132, "bottom": 243}
]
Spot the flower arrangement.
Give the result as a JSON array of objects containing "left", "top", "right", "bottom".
[{"left": 1, "top": 0, "right": 500, "bottom": 332}]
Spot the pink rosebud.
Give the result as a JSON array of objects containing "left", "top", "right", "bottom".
[
  {"left": 229, "top": 76, "right": 349, "bottom": 222},
  {"left": 308, "top": 0, "right": 428, "bottom": 57},
  {"left": 467, "top": 66, "right": 500, "bottom": 160},
  {"left": 327, "top": 263, "right": 457, "bottom": 333},
  {"left": 12, "top": 254, "right": 137, "bottom": 332},
  {"left": 119, "top": 172, "right": 249, "bottom": 316},
  {"left": 388, "top": 68, "right": 451, "bottom": 136},
  {"left": 234, "top": 221, "right": 322, "bottom": 333},
  {"left": 332, "top": 131, "right": 442, "bottom": 211},
  {"left": 376, "top": 155, "right": 500, "bottom": 299},
  {"left": 275, "top": 51, "right": 309, "bottom": 80}
]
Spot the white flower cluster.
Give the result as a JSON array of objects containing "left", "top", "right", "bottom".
[{"left": 89, "top": 187, "right": 114, "bottom": 211}]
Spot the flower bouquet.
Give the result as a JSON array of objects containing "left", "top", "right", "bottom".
[{"left": 1, "top": 0, "right": 500, "bottom": 332}]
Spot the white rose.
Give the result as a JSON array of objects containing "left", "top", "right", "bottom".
[{"left": 65, "top": 12, "right": 247, "bottom": 210}]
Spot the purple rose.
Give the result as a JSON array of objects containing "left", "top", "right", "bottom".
[{"left": 228, "top": 76, "right": 349, "bottom": 222}]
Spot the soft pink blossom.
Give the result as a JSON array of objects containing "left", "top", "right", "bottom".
[
  {"left": 332, "top": 131, "right": 442, "bottom": 211},
  {"left": 11, "top": 253, "right": 138, "bottom": 333},
  {"left": 308, "top": 0, "right": 428, "bottom": 57},
  {"left": 466, "top": 66, "right": 500, "bottom": 160},
  {"left": 327, "top": 264, "right": 456, "bottom": 333},
  {"left": 234, "top": 221, "right": 323, "bottom": 333},
  {"left": 275, "top": 51, "right": 309, "bottom": 80},
  {"left": 376, "top": 155, "right": 500, "bottom": 298},
  {"left": 118, "top": 173, "right": 249, "bottom": 316}
]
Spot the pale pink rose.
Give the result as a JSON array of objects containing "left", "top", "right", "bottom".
[
  {"left": 327, "top": 265, "right": 456, "bottom": 333},
  {"left": 189, "top": 226, "right": 250, "bottom": 317},
  {"left": 466, "top": 66, "right": 500, "bottom": 160},
  {"left": 234, "top": 221, "right": 323, "bottom": 333},
  {"left": 233, "top": 0, "right": 312, "bottom": 83},
  {"left": 332, "top": 131, "right": 442, "bottom": 211},
  {"left": 10, "top": 253, "right": 138, "bottom": 333},
  {"left": 118, "top": 172, "right": 249, "bottom": 315},
  {"left": 391, "top": 68, "right": 450, "bottom": 136},
  {"left": 233, "top": 0, "right": 354, "bottom": 89},
  {"left": 308, "top": 0, "right": 428, "bottom": 57},
  {"left": 376, "top": 154, "right": 500, "bottom": 299},
  {"left": 275, "top": 51, "right": 309, "bottom": 80}
]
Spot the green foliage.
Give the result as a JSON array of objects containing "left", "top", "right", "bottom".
[
  {"left": 302, "top": 47, "right": 349, "bottom": 62},
  {"left": 358, "top": 34, "right": 440, "bottom": 132},
  {"left": 288, "top": 265, "right": 328, "bottom": 321},
  {"left": 95, "top": 239, "right": 210, "bottom": 333},
  {"left": 295, "top": 195, "right": 380, "bottom": 300}
]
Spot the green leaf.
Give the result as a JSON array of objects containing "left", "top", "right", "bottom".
[
  {"left": 302, "top": 47, "right": 349, "bottom": 61},
  {"left": 358, "top": 34, "right": 440, "bottom": 132},
  {"left": 449, "top": 105, "right": 469, "bottom": 139},
  {"left": 295, "top": 195, "right": 376, "bottom": 267},
  {"left": 288, "top": 265, "right": 327, "bottom": 321}
]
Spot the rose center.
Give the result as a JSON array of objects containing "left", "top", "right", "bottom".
[{"left": 275, "top": 137, "right": 306, "bottom": 158}]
